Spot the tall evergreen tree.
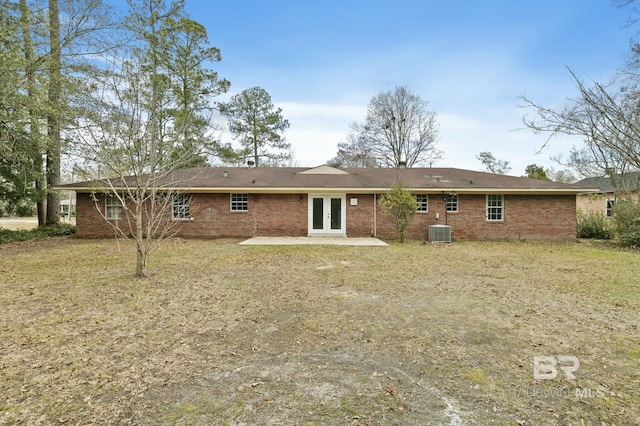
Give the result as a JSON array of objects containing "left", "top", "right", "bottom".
[
  {"left": 524, "top": 164, "right": 550, "bottom": 180},
  {"left": 7, "top": 0, "right": 113, "bottom": 224},
  {"left": 18, "top": 0, "right": 48, "bottom": 223},
  {"left": 46, "top": 0, "right": 62, "bottom": 224},
  {"left": 161, "top": 17, "right": 230, "bottom": 167},
  {"left": 0, "top": 1, "right": 36, "bottom": 216},
  {"left": 219, "top": 87, "right": 290, "bottom": 167}
]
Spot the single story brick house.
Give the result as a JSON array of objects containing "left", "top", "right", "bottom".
[{"left": 62, "top": 165, "right": 595, "bottom": 241}]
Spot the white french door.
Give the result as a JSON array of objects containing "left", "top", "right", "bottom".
[{"left": 308, "top": 194, "right": 346, "bottom": 236}]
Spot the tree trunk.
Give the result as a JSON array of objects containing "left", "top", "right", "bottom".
[
  {"left": 136, "top": 244, "right": 147, "bottom": 277},
  {"left": 46, "top": 153, "right": 60, "bottom": 224},
  {"left": 253, "top": 135, "right": 259, "bottom": 167},
  {"left": 135, "top": 200, "right": 147, "bottom": 277},
  {"left": 46, "top": 0, "right": 61, "bottom": 225},
  {"left": 20, "top": 0, "right": 47, "bottom": 226},
  {"left": 35, "top": 163, "right": 47, "bottom": 225}
]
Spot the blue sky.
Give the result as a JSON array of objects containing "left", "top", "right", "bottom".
[{"left": 185, "top": 0, "right": 636, "bottom": 175}]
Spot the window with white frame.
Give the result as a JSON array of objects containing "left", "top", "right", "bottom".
[
  {"left": 486, "top": 194, "right": 504, "bottom": 221},
  {"left": 172, "top": 193, "right": 190, "bottom": 220},
  {"left": 105, "top": 195, "right": 123, "bottom": 220},
  {"left": 230, "top": 193, "right": 248, "bottom": 211},
  {"left": 445, "top": 194, "right": 458, "bottom": 212},
  {"left": 415, "top": 194, "right": 428, "bottom": 212},
  {"left": 606, "top": 199, "right": 615, "bottom": 217}
]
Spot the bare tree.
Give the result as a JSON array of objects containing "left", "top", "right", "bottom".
[
  {"left": 544, "top": 166, "right": 577, "bottom": 183},
  {"left": 346, "top": 86, "right": 441, "bottom": 168},
  {"left": 77, "top": 55, "right": 189, "bottom": 277},
  {"left": 553, "top": 143, "right": 631, "bottom": 179},
  {"left": 476, "top": 151, "right": 511, "bottom": 174},
  {"left": 521, "top": 68, "right": 640, "bottom": 178},
  {"left": 73, "top": 0, "right": 224, "bottom": 277},
  {"left": 327, "top": 129, "right": 378, "bottom": 168},
  {"left": 614, "top": 0, "right": 640, "bottom": 26}
]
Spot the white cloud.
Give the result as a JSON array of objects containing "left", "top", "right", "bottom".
[
  {"left": 278, "top": 102, "right": 366, "bottom": 130},
  {"left": 277, "top": 102, "right": 367, "bottom": 166}
]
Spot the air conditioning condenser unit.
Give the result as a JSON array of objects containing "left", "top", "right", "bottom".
[{"left": 429, "top": 225, "right": 451, "bottom": 243}]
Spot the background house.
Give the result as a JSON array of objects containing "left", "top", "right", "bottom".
[
  {"left": 576, "top": 172, "right": 640, "bottom": 217},
  {"left": 61, "top": 165, "right": 593, "bottom": 241}
]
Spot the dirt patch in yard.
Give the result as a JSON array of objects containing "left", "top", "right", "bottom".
[
  {"left": 1, "top": 239, "right": 639, "bottom": 425},
  {"left": 156, "top": 351, "right": 463, "bottom": 425}
]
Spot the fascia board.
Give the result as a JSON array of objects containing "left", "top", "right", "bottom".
[{"left": 62, "top": 186, "right": 600, "bottom": 195}]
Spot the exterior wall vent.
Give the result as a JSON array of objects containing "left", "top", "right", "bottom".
[{"left": 429, "top": 224, "right": 451, "bottom": 243}]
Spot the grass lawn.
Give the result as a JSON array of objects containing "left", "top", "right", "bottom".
[
  {"left": 0, "top": 218, "right": 39, "bottom": 231},
  {"left": 1, "top": 238, "right": 639, "bottom": 425}
]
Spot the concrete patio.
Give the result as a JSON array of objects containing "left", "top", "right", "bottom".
[{"left": 238, "top": 237, "right": 388, "bottom": 246}]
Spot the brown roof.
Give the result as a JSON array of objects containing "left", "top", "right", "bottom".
[{"left": 58, "top": 165, "right": 595, "bottom": 194}]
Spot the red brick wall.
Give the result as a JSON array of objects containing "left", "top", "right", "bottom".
[
  {"left": 174, "top": 193, "right": 253, "bottom": 238},
  {"left": 346, "top": 193, "right": 576, "bottom": 241},
  {"left": 347, "top": 194, "right": 432, "bottom": 240},
  {"left": 75, "top": 192, "right": 308, "bottom": 238},
  {"left": 75, "top": 192, "right": 577, "bottom": 241},
  {"left": 75, "top": 192, "right": 119, "bottom": 237},
  {"left": 396, "top": 194, "right": 575, "bottom": 241},
  {"left": 345, "top": 194, "right": 431, "bottom": 240},
  {"left": 444, "top": 194, "right": 577, "bottom": 241},
  {"left": 252, "top": 194, "right": 307, "bottom": 237},
  {"left": 345, "top": 194, "right": 375, "bottom": 237}
]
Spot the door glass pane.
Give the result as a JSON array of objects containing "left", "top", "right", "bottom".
[
  {"left": 330, "top": 198, "right": 341, "bottom": 230},
  {"left": 313, "top": 198, "right": 324, "bottom": 229}
]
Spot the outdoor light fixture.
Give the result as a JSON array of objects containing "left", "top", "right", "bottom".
[{"left": 299, "top": 195, "right": 304, "bottom": 203}]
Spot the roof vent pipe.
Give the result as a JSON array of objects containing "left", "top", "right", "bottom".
[
  {"left": 398, "top": 160, "right": 407, "bottom": 169},
  {"left": 247, "top": 160, "right": 255, "bottom": 169},
  {"left": 223, "top": 171, "right": 228, "bottom": 178}
]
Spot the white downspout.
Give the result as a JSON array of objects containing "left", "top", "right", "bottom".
[{"left": 373, "top": 193, "right": 377, "bottom": 237}]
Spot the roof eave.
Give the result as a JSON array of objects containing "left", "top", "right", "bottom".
[{"left": 60, "top": 186, "right": 596, "bottom": 195}]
